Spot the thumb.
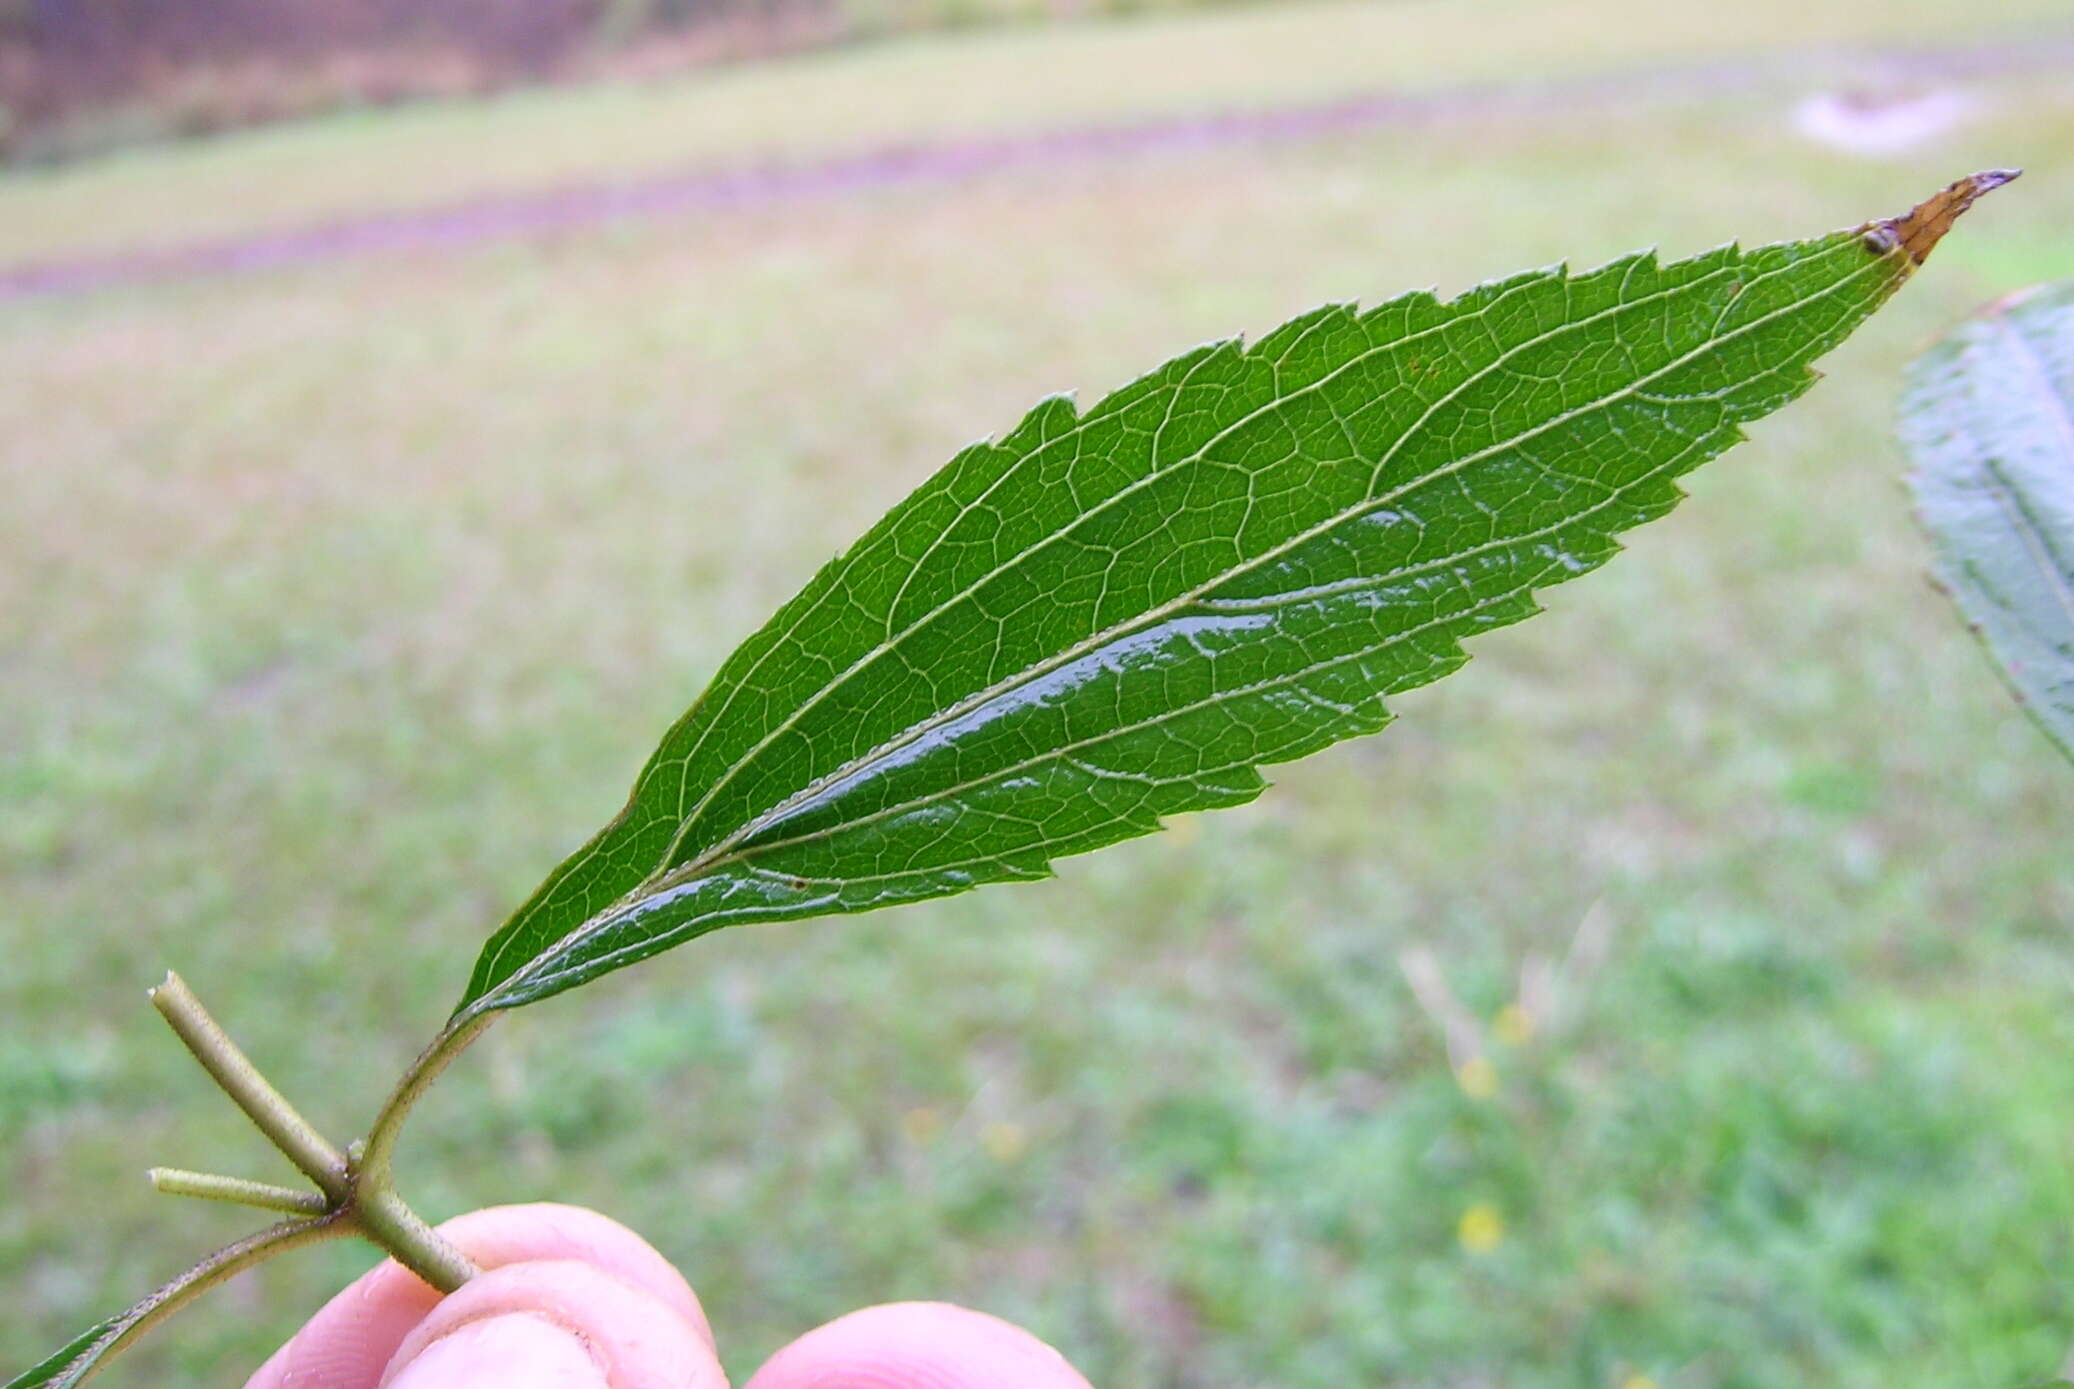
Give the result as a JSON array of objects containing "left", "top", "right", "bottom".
[
  {"left": 386, "top": 1308, "right": 603, "bottom": 1389},
  {"left": 380, "top": 1261, "right": 727, "bottom": 1389}
]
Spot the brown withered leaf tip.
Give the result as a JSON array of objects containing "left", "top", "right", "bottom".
[{"left": 1862, "top": 168, "right": 2021, "bottom": 266}]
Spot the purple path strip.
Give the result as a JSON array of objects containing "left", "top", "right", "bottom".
[{"left": 4, "top": 31, "right": 2070, "bottom": 301}]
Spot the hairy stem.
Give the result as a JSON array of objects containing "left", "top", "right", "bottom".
[
  {"left": 337, "top": 1015, "right": 497, "bottom": 1294},
  {"left": 354, "top": 1188, "right": 479, "bottom": 1293},
  {"left": 149, "top": 973, "right": 350, "bottom": 1204},
  {"left": 147, "top": 974, "right": 485, "bottom": 1292},
  {"left": 47, "top": 981, "right": 500, "bottom": 1387},
  {"left": 146, "top": 1168, "right": 329, "bottom": 1216},
  {"left": 358, "top": 1013, "right": 496, "bottom": 1193},
  {"left": 47, "top": 1214, "right": 353, "bottom": 1388}
]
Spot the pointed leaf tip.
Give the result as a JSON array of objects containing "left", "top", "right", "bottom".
[{"left": 1864, "top": 169, "right": 2020, "bottom": 266}]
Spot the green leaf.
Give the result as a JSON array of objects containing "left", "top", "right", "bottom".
[
  {"left": 5, "top": 1316, "right": 125, "bottom": 1389},
  {"left": 458, "top": 173, "right": 2011, "bottom": 1018},
  {"left": 1901, "top": 276, "right": 2074, "bottom": 764}
]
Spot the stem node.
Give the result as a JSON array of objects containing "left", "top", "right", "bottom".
[{"left": 150, "top": 972, "right": 350, "bottom": 1204}]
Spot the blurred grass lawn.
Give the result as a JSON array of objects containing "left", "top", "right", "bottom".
[
  {"left": 5, "top": 3, "right": 2074, "bottom": 1387},
  {"left": 3, "top": 0, "right": 2072, "bottom": 269}
]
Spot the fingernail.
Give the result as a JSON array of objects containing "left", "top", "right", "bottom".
[{"left": 386, "top": 1312, "right": 607, "bottom": 1389}]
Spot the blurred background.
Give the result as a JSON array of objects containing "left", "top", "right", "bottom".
[{"left": 4, "top": 2, "right": 2073, "bottom": 1386}]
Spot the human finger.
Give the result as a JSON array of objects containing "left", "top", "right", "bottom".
[
  {"left": 246, "top": 1203, "right": 713, "bottom": 1389},
  {"left": 381, "top": 1258, "right": 726, "bottom": 1389},
  {"left": 743, "top": 1302, "right": 1092, "bottom": 1389}
]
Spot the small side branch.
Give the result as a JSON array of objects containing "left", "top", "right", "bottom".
[
  {"left": 147, "top": 1168, "right": 329, "bottom": 1217},
  {"left": 140, "top": 973, "right": 483, "bottom": 1306},
  {"left": 44, "top": 972, "right": 496, "bottom": 1389},
  {"left": 148, "top": 973, "right": 350, "bottom": 1204}
]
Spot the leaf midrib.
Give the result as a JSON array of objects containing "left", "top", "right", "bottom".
[
  {"left": 649, "top": 256, "right": 1713, "bottom": 863},
  {"left": 487, "top": 267, "right": 1642, "bottom": 988},
  {"left": 696, "top": 427, "right": 1710, "bottom": 868},
  {"left": 475, "top": 240, "right": 1884, "bottom": 1010},
  {"left": 660, "top": 246, "right": 1848, "bottom": 876},
  {"left": 501, "top": 452, "right": 1718, "bottom": 997}
]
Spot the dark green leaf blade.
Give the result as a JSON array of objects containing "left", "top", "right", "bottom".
[
  {"left": 1901, "top": 277, "right": 2074, "bottom": 764},
  {"left": 459, "top": 174, "right": 2008, "bottom": 1018},
  {"left": 5, "top": 1316, "right": 125, "bottom": 1389}
]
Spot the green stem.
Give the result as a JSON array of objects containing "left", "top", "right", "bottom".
[
  {"left": 49, "top": 1214, "right": 353, "bottom": 1389},
  {"left": 149, "top": 973, "right": 350, "bottom": 1205},
  {"left": 146, "top": 1168, "right": 329, "bottom": 1216},
  {"left": 61, "top": 980, "right": 502, "bottom": 1387},
  {"left": 357, "top": 1013, "right": 495, "bottom": 1194},
  {"left": 354, "top": 1189, "right": 479, "bottom": 1293},
  {"left": 342, "top": 1012, "right": 496, "bottom": 1292},
  {"left": 147, "top": 974, "right": 487, "bottom": 1293}
]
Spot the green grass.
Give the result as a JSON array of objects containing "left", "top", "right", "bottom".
[{"left": 4, "top": 8, "right": 2074, "bottom": 1388}]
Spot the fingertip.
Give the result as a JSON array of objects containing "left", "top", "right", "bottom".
[
  {"left": 244, "top": 1336, "right": 294, "bottom": 1389},
  {"left": 745, "top": 1302, "right": 1092, "bottom": 1389},
  {"left": 385, "top": 1314, "right": 607, "bottom": 1389},
  {"left": 243, "top": 1261, "right": 444, "bottom": 1389},
  {"left": 242, "top": 1204, "right": 714, "bottom": 1389},
  {"left": 437, "top": 1204, "right": 714, "bottom": 1350},
  {"left": 380, "top": 1261, "right": 726, "bottom": 1389}
]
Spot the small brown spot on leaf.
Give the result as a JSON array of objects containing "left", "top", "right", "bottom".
[{"left": 1862, "top": 168, "right": 2020, "bottom": 265}]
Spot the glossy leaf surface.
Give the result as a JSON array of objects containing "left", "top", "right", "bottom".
[
  {"left": 1902, "top": 277, "right": 2074, "bottom": 763},
  {"left": 458, "top": 175, "right": 2008, "bottom": 1018}
]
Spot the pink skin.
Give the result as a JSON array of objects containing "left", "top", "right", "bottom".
[{"left": 244, "top": 1205, "right": 1094, "bottom": 1389}]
